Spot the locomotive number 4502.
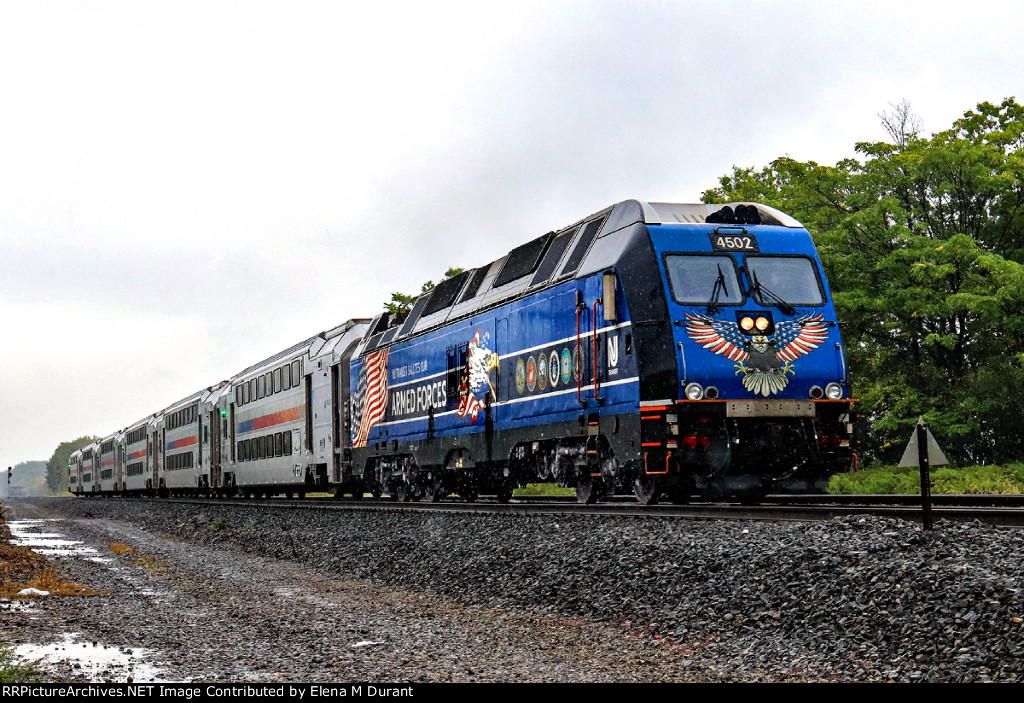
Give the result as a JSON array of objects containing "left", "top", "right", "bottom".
[{"left": 709, "top": 232, "right": 759, "bottom": 252}]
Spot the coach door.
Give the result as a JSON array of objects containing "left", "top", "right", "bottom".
[
  {"left": 304, "top": 372, "right": 313, "bottom": 453},
  {"left": 150, "top": 431, "right": 159, "bottom": 491},
  {"left": 209, "top": 410, "right": 222, "bottom": 488},
  {"left": 330, "top": 363, "right": 341, "bottom": 482}
]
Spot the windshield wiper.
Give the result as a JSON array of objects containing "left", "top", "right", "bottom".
[
  {"left": 749, "top": 270, "right": 795, "bottom": 315},
  {"left": 706, "top": 264, "right": 729, "bottom": 315}
]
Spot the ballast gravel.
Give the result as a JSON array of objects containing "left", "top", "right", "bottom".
[{"left": 4, "top": 497, "right": 1024, "bottom": 683}]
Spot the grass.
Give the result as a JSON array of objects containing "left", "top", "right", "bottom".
[
  {"left": 513, "top": 483, "right": 576, "bottom": 497},
  {"left": 128, "top": 554, "right": 169, "bottom": 574},
  {"left": 110, "top": 541, "right": 170, "bottom": 573},
  {"left": 0, "top": 506, "right": 101, "bottom": 599},
  {"left": 829, "top": 463, "right": 1024, "bottom": 494},
  {"left": 0, "top": 503, "right": 99, "bottom": 683},
  {"left": 0, "top": 643, "right": 44, "bottom": 684}
]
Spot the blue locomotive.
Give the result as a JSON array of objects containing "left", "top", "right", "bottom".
[
  {"left": 346, "top": 200, "right": 853, "bottom": 503},
  {"left": 73, "top": 200, "right": 852, "bottom": 504}
]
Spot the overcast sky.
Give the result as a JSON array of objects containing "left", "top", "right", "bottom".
[{"left": 2, "top": 0, "right": 1022, "bottom": 466}]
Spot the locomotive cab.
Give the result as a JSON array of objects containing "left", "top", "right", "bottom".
[{"left": 629, "top": 202, "right": 853, "bottom": 501}]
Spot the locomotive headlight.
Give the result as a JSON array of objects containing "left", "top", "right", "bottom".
[
  {"left": 755, "top": 316, "right": 770, "bottom": 331},
  {"left": 684, "top": 382, "right": 704, "bottom": 400},
  {"left": 739, "top": 316, "right": 755, "bottom": 332},
  {"left": 825, "top": 383, "right": 843, "bottom": 400}
]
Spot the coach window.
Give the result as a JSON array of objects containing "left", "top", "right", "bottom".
[
  {"left": 245, "top": 438, "right": 253, "bottom": 460},
  {"left": 274, "top": 368, "right": 282, "bottom": 394},
  {"left": 238, "top": 441, "right": 245, "bottom": 461},
  {"left": 275, "top": 432, "right": 283, "bottom": 457},
  {"left": 283, "top": 430, "right": 292, "bottom": 455},
  {"left": 291, "top": 360, "right": 300, "bottom": 382},
  {"left": 283, "top": 364, "right": 291, "bottom": 390},
  {"left": 258, "top": 375, "right": 266, "bottom": 399}
]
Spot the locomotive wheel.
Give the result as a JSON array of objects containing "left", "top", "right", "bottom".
[
  {"left": 457, "top": 470, "right": 478, "bottom": 502},
  {"left": 633, "top": 473, "right": 660, "bottom": 505},
  {"left": 423, "top": 473, "right": 444, "bottom": 503},
  {"left": 576, "top": 473, "right": 598, "bottom": 504},
  {"left": 395, "top": 480, "right": 416, "bottom": 503},
  {"left": 363, "top": 467, "right": 383, "bottom": 499},
  {"left": 495, "top": 481, "right": 514, "bottom": 504}
]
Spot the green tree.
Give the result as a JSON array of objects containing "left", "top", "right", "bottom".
[
  {"left": 45, "top": 436, "right": 99, "bottom": 494},
  {"left": 704, "top": 98, "right": 1024, "bottom": 464}
]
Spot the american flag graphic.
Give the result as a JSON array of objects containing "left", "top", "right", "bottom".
[
  {"left": 456, "top": 390, "right": 484, "bottom": 424},
  {"left": 353, "top": 348, "right": 390, "bottom": 448}
]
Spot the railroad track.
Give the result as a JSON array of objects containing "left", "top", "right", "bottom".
[{"left": 124, "top": 493, "right": 1024, "bottom": 527}]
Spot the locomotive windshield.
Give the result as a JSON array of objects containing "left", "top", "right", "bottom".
[
  {"left": 745, "top": 256, "right": 825, "bottom": 306},
  {"left": 664, "top": 254, "right": 744, "bottom": 305}
]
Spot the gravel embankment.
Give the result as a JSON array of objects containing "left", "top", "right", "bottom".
[{"left": 5, "top": 497, "right": 1024, "bottom": 682}]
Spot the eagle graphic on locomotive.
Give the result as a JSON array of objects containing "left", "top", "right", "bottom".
[{"left": 70, "top": 200, "right": 854, "bottom": 504}]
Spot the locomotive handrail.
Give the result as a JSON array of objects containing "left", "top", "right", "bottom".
[
  {"left": 575, "top": 300, "right": 586, "bottom": 405},
  {"left": 592, "top": 298, "right": 602, "bottom": 401}
]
